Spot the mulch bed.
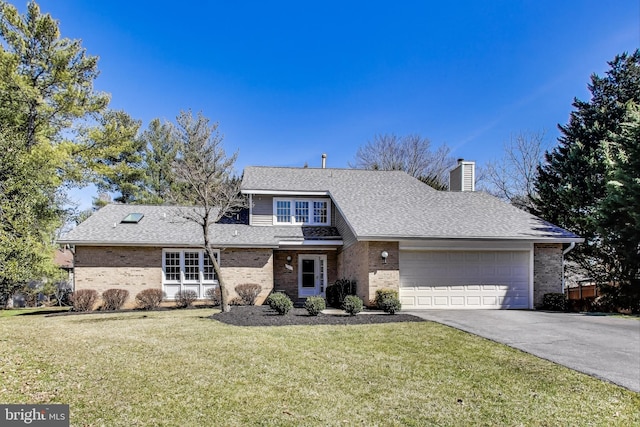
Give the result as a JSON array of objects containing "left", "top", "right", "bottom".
[{"left": 210, "top": 305, "right": 425, "bottom": 327}]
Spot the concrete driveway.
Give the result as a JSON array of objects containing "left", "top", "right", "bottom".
[{"left": 407, "top": 310, "right": 640, "bottom": 392}]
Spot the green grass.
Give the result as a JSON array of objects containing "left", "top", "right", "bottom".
[{"left": 1, "top": 310, "right": 638, "bottom": 426}]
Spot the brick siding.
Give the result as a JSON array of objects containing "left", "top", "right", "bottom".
[
  {"left": 74, "top": 246, "right": 162, "bottom": 309},
  {"left": 220, "top": 248, "right": 274, "bottom": 305},
  {"left": 338, "top": 241, "right": 400, "bottom": 306},
  {"left": 366, "top": 242, "right": 400, "bottom": 305},
  {"left": 533, "top": 243, "right": 563, "bottom": 308},
  {"left": 74, "top": 246, "right": 274, "bottom": 307}
]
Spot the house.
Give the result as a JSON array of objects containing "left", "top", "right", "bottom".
[{"left": 57, "top": 160, "right": 582, "bottom": 309}]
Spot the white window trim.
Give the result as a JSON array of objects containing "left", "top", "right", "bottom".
[
  {"left": 162, "top": 249, "right": 220, "bottom": 298},
  {"left": 273, "top": 197, "right": 331, "bottom": 225}
]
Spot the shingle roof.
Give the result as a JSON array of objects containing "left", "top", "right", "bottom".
[
  {"left": 241, "top": 166, "right": 581, "bottom": 241},
  {"left": 58, "top": 204, "right": 314, "bottom": 247}
]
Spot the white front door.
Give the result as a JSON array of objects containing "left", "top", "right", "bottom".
[{"left": 298, "top": 255, "right": 327, "bottom": 298}]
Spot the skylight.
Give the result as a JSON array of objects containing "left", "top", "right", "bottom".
[{"left": 121, "top": 213, "right": 144, "bottom": 223}]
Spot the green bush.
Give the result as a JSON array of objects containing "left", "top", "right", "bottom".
[
  {"left": 235, "top": 283, "right": 262, "bottom": 305},
  {"left": 71, "top": 289, "right": 99, "bottom": 312},
  {"left": 374, "top": 288, "right": 401, "bottom": 314},
  {"left": 542, "top": 293, "right": 566, "bottom": 311},
  {"left": 101, "top": 288, "right": 129, "bottom": 311},
  {"left": 175, "top": 290, "right": 198, "bottom": 308},
  {"left": 266, "top": 292, "right": 293, "bottom": 315},
  {"left": 304, "top": 296, "right": 326, "bottom": 316},
  {"left": 343, "top": 295, "right": 363, "bottom": 316},
  {"left": 326, "top": 279, "right": 357, "bottom": 308},
  {"left": 375, "top": 288, "right": 398, "bottom": 307},
  {"left": 135, "top": 289, "right": 164, "bottom": 310}
]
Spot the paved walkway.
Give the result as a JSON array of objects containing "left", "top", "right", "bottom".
[{"left": 406, "top": 310, "right": 640, "bottom": 392}]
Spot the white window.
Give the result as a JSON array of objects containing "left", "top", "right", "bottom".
[
  {"left": 273, "top": 198, "right": 331, "bottom": 225},
  {"left": 276, "top": 200, "right": 290, "bottom": 223},
  {"left": 313, "top": 201, "right": 327, "bottom": 224},
  {"left": 295, "top": 201, "right": 309, "bottom": 223},
  {"left": 162, "top": 249, "right": 219, "bottom": 299}
]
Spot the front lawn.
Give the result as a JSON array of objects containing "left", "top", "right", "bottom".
[{"left": 1, "top": 309, "right": 637, "bottom": 426}]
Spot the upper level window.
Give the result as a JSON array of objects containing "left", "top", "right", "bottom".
[
  {"left": 274, "top": 198, "right": 331, "bottom": 225},
  {"left": 295, "top": 201, "right": 309, "bottom": 223},
  {"left": 276, "top": 200, "right": 290, "bottom": 223}
]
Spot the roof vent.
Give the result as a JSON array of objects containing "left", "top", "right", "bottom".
[
  {"left": 321, "top": 153, "right": 327, "bottom": 169},
  {"left": 121, "top": 213, "right": 144, "bottom": 223},
  {"left": 449, "top": 159, "right": 475, "bottom": 192}
]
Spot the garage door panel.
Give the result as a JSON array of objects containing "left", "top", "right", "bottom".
[{"left": 400, "top": 250, "right": 530, "bottom": 310}]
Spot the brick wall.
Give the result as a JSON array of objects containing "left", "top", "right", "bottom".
[
  {"left": 74, "top": 246, "right": 275, "bottom": 307},
  {"left": 366, "top": 242, "right": 400, "bottom": 305},
  {"left": 74, "top": 246, "right": 163, "bottom": 309},
  {"left": 534, "top": 243, "right": 563, "bottom": 308},
  {"left": 273, "top": 250, "right": 338, "bottom": 300},
  {"left": 338, "top": 241, "right": 400, "bottom": 306},
  {"left": 338, "top": 241, "right": 369, "bottom": 302},
  {"left": 220, "top": 248, "right": 274, "bottom": 305}
]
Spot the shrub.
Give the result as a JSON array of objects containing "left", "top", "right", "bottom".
[
  {"left": 304, "top": 296, "right": 326, "bottom": 316},
  {"left": 380, "top": 296, "right": 401, "bottom": 314},
  {"left": 175, "top": 290, "right": 198, "bottom": 308},
  {"left": 343, "top": 295, "right": 363, "bottom": 316},
  {"left": 375, "top": 288, "right": 398, "bottom": 307},
  {"left": 206, "top": 286, "right": 221, "bottom": 306},
  {"left": 135, "top": 289, "right": 164, "bottom": 310},
  {"left": 235, "top": 283, "right": 262, "bottom": 305},
  {"left": 374, "top": 288, "right": 401, "bottom": 314},
  {"left": 101, "top": 288, "right": 130, "bottom": 311},
  {"left": 326, "top": 279, "right": 357, "bottom": 308},
  {"left": 542, "top": 293, "right": 566, "bottom": 311},
  {"left": 266, "top": 292, "right": 293, "bottom": 315},
  {"left": 71, "top": 289, "right": 99, "bottom": 312}
]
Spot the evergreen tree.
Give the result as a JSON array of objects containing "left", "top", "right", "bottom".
[
  {"left": 86, "top": 110, "right": 144, "bottom": 203},
  {"left": 0, "top": 1, "right": 109, "bottom": 147},
  {"left": 0, "top": 128, "right": 63, "bottom": 306},
  {"left": 535, "top": 50, "right": 640, "bottom": 310},
  {"left": 0, "top": 1, "right": 111, "bottom": 303},
  {"left": 138, "top": 118, "right": 180, "bottom": 204},
  {"left": 596, "top": 102, "right": 640, "bottom": 308}
]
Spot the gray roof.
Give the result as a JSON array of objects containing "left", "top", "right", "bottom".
[
  {"left": 58, "top": 204, "right": 329, "bottom": 247},
  {"left": 241, "top": 166, "right": 581, "bottom": 242}
]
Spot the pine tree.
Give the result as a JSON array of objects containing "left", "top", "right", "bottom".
[{"left": 535, "top": 50, "right": 640, "bottom": 310}]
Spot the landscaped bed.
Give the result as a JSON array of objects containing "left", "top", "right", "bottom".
[
  {"left": 211, "top": 305, "right": 425, "bottom": 326},
  {"left": 1, "top": 309, "right": 638, "bottom": 426}
]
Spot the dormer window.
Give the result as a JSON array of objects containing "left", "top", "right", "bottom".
[{"left": 274, "top": 198, "right": 330, "bottom": 225}]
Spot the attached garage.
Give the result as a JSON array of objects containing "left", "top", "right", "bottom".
[{"left": 399, "top": 249, "right": 532, "bottom": 309}]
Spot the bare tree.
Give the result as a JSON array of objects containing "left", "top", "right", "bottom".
[
  {"left": 350, "top": 133, "right": 456, "bottom": 188},
  {"left": 484, "top": 131, "right": 548, "bottom": 212},
  {"left": 172, "top": 111, "right": 246, "bottom": 312}
]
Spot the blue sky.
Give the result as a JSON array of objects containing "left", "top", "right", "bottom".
[{"left": 28, "top": 1, "right": 640, "bottom": 207}]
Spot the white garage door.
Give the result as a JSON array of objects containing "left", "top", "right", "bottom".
[{"left": 399, "top": 250, "right": 530, "bottom": 309}]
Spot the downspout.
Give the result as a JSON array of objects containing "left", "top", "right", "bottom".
[{"left": 562, "top": 242, "right": 576, "bottom": 294}]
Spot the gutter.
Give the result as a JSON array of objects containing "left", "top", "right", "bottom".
[{"left": 561, "top": 242, "right": 577, "bottom": 293}]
